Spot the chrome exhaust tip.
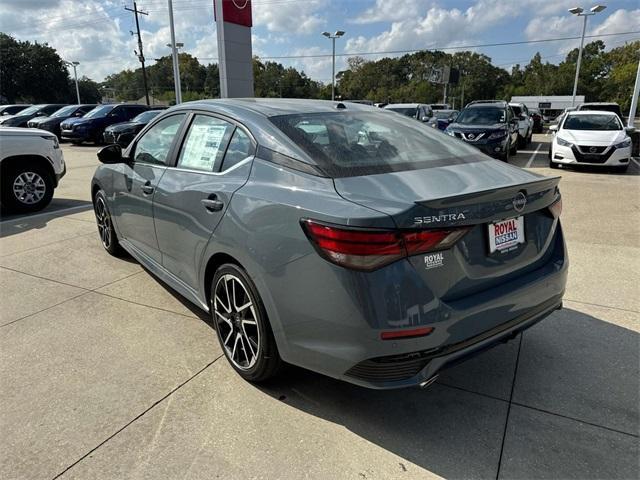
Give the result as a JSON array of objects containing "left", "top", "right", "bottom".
[{"left": 419, "top": 375, "right": 439, "bottom": 389}]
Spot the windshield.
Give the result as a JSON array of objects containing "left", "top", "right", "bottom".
[
  {"left": 455, "top": 107, "right": 505, "bottom": 125},
  {"left": 563, "top": 114, "right": 622, "bottom": 131},
  {"left": 83, "top": 105, "right": 114, "bottom": 119},
  {"left": 132, "top": 110, "right": 161, "bottom": 123},
  {"left": 386, "top": 107, "right": 417, "bottom": 118},
  {"left": 17, "top": 105, "right": 43, "bottom": 116},
  {"left": 51, "top": 105, "right": 79, "bottom": 117},
  {"left": 270, "top": 111, "right": 484, "bottom": 177}
]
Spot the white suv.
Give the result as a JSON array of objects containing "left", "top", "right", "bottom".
[
  {"left": 509, "top": 102, "right": 533, "bottom": 147},
  {"left": 0, "top": 127, "right": 66, "bottom": 213}
]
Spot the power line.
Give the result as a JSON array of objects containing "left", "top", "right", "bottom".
[
  {"left": 125, "top": 1, "right": 150, "bottom": 105},
  {"left": 195, "top": 30, "right": 640, "bottom": 62}
]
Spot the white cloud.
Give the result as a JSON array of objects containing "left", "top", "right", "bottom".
[{"left": 253, "top": 0, "right": 326, "bottom": 34}]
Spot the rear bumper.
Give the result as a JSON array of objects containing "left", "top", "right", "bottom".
[{"left": 265, "top": 221, "right": 568, "bottom": 389}]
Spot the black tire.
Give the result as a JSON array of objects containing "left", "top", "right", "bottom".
[
  {"left": 0, "top": 161, "right": 54, "bottom": 213},
  {"left": 211, "top": 263, "right": 281, "bottom": 383},
  {"left": 93, "top": 190, "right": 125, "bottom": 256},
  {"left": 71, "top": 140, "right": 83, "bottom": 145},
  {"left": 518, "top": 134, "right": 526, "bottom": 148},
  {"left": 549, "top": 159, "right": 559, "bottom": 169},
  {"left": 509, "top": 138, "right": 518, "bottom": 155}
]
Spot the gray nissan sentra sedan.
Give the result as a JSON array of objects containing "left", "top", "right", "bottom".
[{"left": 92, "top": 99, "right": 567, "bottom": 389}]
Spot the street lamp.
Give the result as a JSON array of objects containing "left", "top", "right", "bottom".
[
  {"left": 322, "top": 30, "right": 345, "bottom": 101},
  {"left": 568, "top": 5, "right": 606, "bottom": 106},
  {"left": 64, "top": 61, "right": 81, "bottom": 104}
]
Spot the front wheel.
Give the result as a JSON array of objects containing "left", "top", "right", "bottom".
[
  {"left": 212, "top": 264, "right": 281, "bottom": 383},
  {"left": 1, "top": 162, "right": 54, "bottom": 213},
  {"left": 93, "top": 190, "right": 125, "bottom": 256}
]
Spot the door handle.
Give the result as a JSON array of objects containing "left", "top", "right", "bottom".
[
  {"left": 201, "top": 194, "right": 224, "bottom": 212},
  {"left": 141, "top": 181, "right": 154, "bottom": 195}
]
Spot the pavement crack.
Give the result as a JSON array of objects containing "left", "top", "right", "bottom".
[
  {"left": 50, "top": 354, "right": 224, "bottom": 480},
  {"left": 495, "top": 333, "right": 523, "bottom": 480}
]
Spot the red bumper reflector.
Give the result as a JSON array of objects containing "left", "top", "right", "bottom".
[{"left": 381, "top": 326, "right": 434, "bottom": 340}]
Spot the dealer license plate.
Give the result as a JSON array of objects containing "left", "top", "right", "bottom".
[{"left": 488, "top": 216, "right": 525, "bottom": 253}]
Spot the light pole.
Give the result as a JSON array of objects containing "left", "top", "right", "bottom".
[
  {"left": 65, "top": 61, "right": 81, "bottom": 104},
  {"left": 568, "top": 5, "right": 606, "bottom": 106},
  {"left": 322, "top": 30, "right": 345, "bottom": 101},
  {"left": 167, "top": 0, "right": 183, "bottom": 104},
  {"left": 166, "top": 42, "right": 184, "bottom": 104}
]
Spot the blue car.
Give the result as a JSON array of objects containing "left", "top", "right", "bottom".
[
  {"left": 60, "top": 103, "right": 148, "bottom": 144},
  {"left": 92, "top": 99, "right": 567, "bottom": 389}
]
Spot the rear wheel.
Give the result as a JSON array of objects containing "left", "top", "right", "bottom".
[
  {"left": 93, "top": 190, "right": 125, "bottom": 256},
  {"left": 1, "top": 162, "right": 54, "bottom": 213},
  {"left": 212, "top": 263, "right": 281, "bottom": 383}
]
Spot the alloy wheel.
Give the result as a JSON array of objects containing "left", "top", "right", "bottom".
[
  {"left": 94, "top": 197, "right": 112, "bottom": 249},
  {"left": 13, "top": 172, "right": 46, "bottom": 205},
  {"left": 213, "top": 274, "right": 260, "bottom": 370}
]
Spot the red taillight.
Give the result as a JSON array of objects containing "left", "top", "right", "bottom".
[
  {"left": 549, "top": 198, "right": 562, "bottom": 218},
  {"left": 381, "top": 326, "right": 434, "bottom": 340},
  {"left": 302, "top": 219, "right": 469, "bottom": 271}
]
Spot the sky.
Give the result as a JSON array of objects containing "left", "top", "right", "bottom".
[{"left": 1, "top": 0, "right": 639, "bottom": 85}]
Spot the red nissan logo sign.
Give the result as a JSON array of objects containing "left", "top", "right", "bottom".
[{"left": 214, "top": 0, "right": 252, "bottom": 27}]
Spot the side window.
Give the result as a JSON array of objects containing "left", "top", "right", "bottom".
[
  {"left": 134, "top": 114, "right": 185, "bottom": 166},
  {"left": 177, "top": 115, "right": 235, "bottom": 172},
  {"left": 221, "top": 128, "right": 254, "bottom": 171}
]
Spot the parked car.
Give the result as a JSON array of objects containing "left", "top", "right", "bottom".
[
  {"left": 0, "top": 127, "right": 65, "bottom": 213},
  {"left": 60, "top": 103, "right": 148, "bottom": 144},
  {"left": 384, "top": 103, "right": 434, "bottom": 123},
  {"left": 548, "top": 110, "right": 632, "bottom": 172},
  {"left": 430, "top": 103, "right": 451, "bottom": 110},
  {"left": 0, "top": 104, "right": 67, "bottom": 128},
  {"left": 27, "top": 104, "right": 97, "bottom": 138},
  {"left": 509, "top": 102, "right": 533, "bottom": 146},
  {"left": 102, "top": 109, "right": 165, "bottom": 147},
  {"left": 576, "top": 102, "right": 623, "bottom": 120},
  {"left": 0, "top": 104, "right": 31, "bottom": 116},
  {"left": 430, "top": 109, "right": 459, "bottom": 130},
  {"left": 445, "top": 100, "right": 519, "bottom": 161},
  {"left": 529, "top": 107, "right": 543, "bottom": 133},
  {"left": 92, "top": 99, "right": 567, "bottom": 389}
]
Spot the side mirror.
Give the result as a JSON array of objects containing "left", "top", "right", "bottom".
[
  {"left": 624, "top": 126, "right": 635, "bottom": 134},
  {"left": 421, "top": 116, "right": 430, "bottom": 122},
  {"left": 549, "top": 124, "right": 558, "bottom": 132},
  {"left": 97, "top": 144, "right": 126, "bottom": 164},
  {"left": 75, "top": 112, "right": 83, "bottom": 117}
]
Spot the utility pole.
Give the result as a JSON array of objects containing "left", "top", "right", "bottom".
[
  {"left": 125, "top": 2, "right": 150, "bottom": 105},
  {"left": 627, "top": 52, "right": 640, "bottom": 128}
]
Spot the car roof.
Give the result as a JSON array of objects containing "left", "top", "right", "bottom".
[
  {"left": 567, "top": 110, "right": 618, "bottom": 116},
  {"left": 177, "top": 98, "right": 375, "bottom": 118},
  {"left": 384, "top": 103, "right": 422, "bottom": 108},
  {"left": 580, "top": 102, "right": 618, "bottom": 106}
]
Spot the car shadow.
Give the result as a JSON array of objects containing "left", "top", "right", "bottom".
[
  {"left": 249, "top": 308, "right": 639, "bottom": 479},
  {"left": 0, "top": 199, "right": 93, "bottom": 237}
]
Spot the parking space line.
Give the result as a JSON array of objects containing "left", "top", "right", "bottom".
[
  {"left": 0, "top": 232, "right": 95, "bottom": 258},
  {"left": 52, "top": 354, "right": 224, "bottom": 480},
  {"left": 525, "top": 143, "right": 542, "bottom": 168}
]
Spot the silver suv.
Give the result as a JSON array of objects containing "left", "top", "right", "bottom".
[{"left": 509, "top": 102, "right": 533, "bottom": 147}]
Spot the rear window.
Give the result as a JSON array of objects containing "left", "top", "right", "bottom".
[
  {"left": 269, "top": 111, "right": 484, "bottom": 177},
  {"left": 386, "top": 107, "right": 417, "bottom": 118}
]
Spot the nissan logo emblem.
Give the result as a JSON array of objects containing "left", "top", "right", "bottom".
[
  {"left": 589, "top": 146, "right": 598, "bottom": 153},
  {"left": 467, "top": 133, "right": 475, "bottom": 139},
  {"left": 513, "top": 192, "right": 527, "bottom": 212}
]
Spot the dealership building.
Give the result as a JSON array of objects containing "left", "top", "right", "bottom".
[{"left": 511, "top": 95, "right": 585, "bottom": 119}]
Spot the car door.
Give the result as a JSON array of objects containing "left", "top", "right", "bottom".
[
  {"left": 507, "top": 107, "right": 519, "bottom": 145},
  {"left": 111, "top": 113, "right": 187, "bottom": 263},
  {"left": 153, "top": 113, "right": 256, "bottom": 291}
]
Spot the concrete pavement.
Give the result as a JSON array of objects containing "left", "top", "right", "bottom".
[{"left": 0, "top": 137, "right": 638, "bottom": 479}]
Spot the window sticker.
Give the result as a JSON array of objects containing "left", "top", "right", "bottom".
[{"left": 180, "top": 124, "right": 229, "bottom": 171}]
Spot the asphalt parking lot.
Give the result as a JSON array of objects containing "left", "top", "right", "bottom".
[{"left": 1, "top": 135, "right": 638, "bottom": 479}]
